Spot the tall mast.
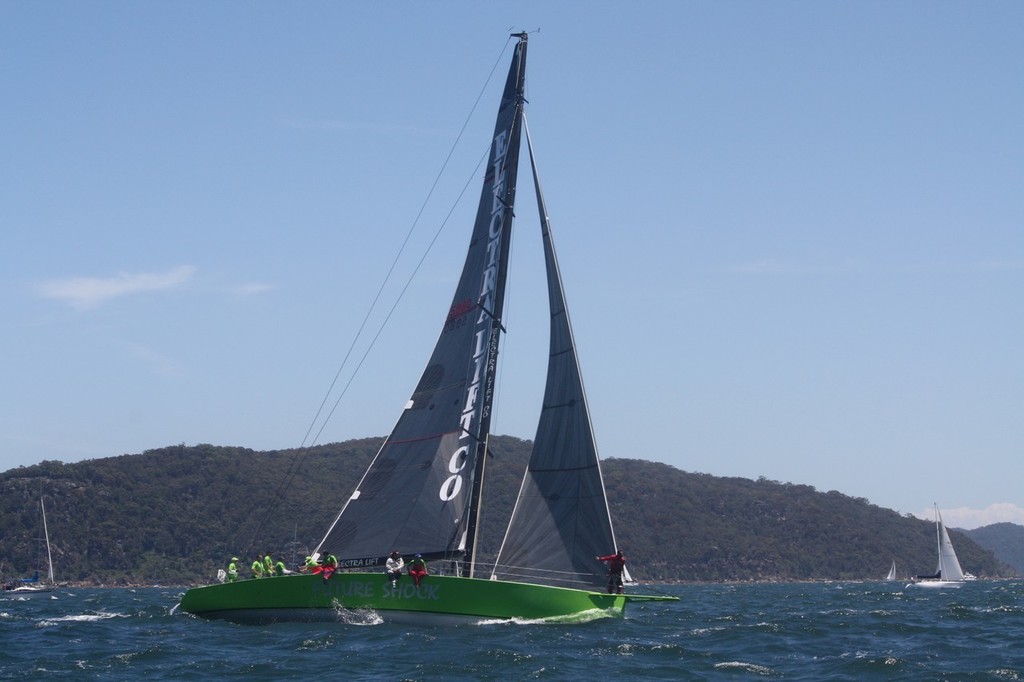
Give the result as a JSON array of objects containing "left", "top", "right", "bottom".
[
  {"left": 462, "top": 32, "right": 529, "bottom": 577},
  {"left": 41, "top": 497, "right": 54, "bottom": 585}
]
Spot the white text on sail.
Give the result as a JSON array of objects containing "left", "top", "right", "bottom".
[{"left": 439, "top": 130, "right": 509, "bottom": 502}]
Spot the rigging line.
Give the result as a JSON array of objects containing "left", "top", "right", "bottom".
[
  {"left": 308, "top": 144, "right": 492, "bottom": 448},
  {"left": 488, "top": 211, "right": 515, "bottom": 440},
  {"left": 238, "top": 41, "right": 519, "bottom": 553},
  {"left": 300, "top": 38, "right": 519, "bottom": 449},
  {"left": 489, "top": 47, "right": 534, "bottom": 441},
  {"left": 484, "top": 103, "right": 529, "bottom": 444}
]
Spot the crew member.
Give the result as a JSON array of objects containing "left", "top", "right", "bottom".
[
  {"left": 321, "top": 551, "right": 339, "bottom": 581},
  {"left": 263, "top": 553, "right": 274, "bottom": 577},
  {"left": 385, "top": 551, "right": 404, "bottom": 587},
  {"left": 408, "top": 553, "right": 428, "bottom": 587},
  {"left": 596, "top": 549, "right": 626, "bottom": 594}
]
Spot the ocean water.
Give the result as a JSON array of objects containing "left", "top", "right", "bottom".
[{"left": 2, "top": 581, "right": 1023, "bottom": 680}]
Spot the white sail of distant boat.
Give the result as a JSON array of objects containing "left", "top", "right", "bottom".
[
  {"left": 885, "top": 560, "right": 897, "bottom": 581},
  {"left": 1, "top": 498, "right": 56, "bottom": 595},
  {"left": 908, "top": 504, "right": 965, "bottom": 589}
]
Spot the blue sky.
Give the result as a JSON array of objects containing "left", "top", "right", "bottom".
[{"left": 2, "top": 2, "right": 1021, "bottom": 530}]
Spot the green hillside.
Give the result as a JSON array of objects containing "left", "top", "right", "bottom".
[
  {"left": 0, "top": 437, "right": 1012, "bottom": 585},
  {"left": 966, "top": 523, "right": 1024, "bottom": 575}
]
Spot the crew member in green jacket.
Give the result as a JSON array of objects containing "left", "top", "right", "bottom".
[
  {"left": 275, "top": 557, "right": 287, "bottom": 576},
  {"left": 251, "top": 558, "right": 265, "bottom": 579},
  {"left": 321, "top": 551, "right": 339, "bottom": 581},
  {"left": 227, "top": 557, "right": 239, "bottom": 582},
  {"left": 263, "top": 553, "right": 274, "bottom": 576}
]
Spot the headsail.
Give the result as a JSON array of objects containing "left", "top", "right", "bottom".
[
  {"left": 316, "top": 36, "right": 528, "bottom": 571},
  {"left": 490, "top": 117, "right": 618, "bottom": 591}
]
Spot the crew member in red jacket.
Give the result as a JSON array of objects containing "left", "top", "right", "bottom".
[{"left": 596, "top": 549, "right": 626, "bottom": 594}]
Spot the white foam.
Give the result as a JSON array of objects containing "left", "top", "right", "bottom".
[
  {"left": 37, "top": 612, "right": 126, "bottom": 627},
  {"left": 714, "top": 661, "right": 775, "bottom": 676}
]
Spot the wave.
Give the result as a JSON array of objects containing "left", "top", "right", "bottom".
[
  {"left": 714, "top": 661, "right": 776, "bottom": 675},
  {"left": 37, "top": 612, "right": 127, "bottom": 627},
  {"left": 475, "top": 606, "right": 619, "bottom": 626}
]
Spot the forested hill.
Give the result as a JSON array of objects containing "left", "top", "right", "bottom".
[
  {"left": 966, "top": 523, "right": 1024, "bottom": 575},
  {"left": 0, "top": 437, "right": 1014, "bottom": 585}
]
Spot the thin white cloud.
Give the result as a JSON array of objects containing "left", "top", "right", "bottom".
[
  {"left": 122, "top": 341, "right": 186, "bottom": 379},
  {"left": 284, "top": 117, "right": 435, "bottom": 135},
  {"left": 232, "top": 282, "right": 275, "bottom": 296},
  {"left": 725, "top": 259, "right": 862, "bottom": 275},
  {"left": 285, "top": 118, "right": 359, "bottom": 131},
  {"left": 726, "top": 258, "right": 1024, "bottom": 277},
  {"left": 913, "top": 503, "right": 1024, "bottom": 530},
  {"left": 727, "top": 259, "right": 794, "bottom": 274},
  {"left": 904, "top": 259, "right": 1024, "bottom": 274},
  {"left": 37, "top": 266, "right": 196, "bottom": 310}
]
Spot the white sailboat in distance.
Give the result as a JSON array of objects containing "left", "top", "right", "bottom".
[{"left": 908, "top": 505, "right": 965, "bottom": 589}]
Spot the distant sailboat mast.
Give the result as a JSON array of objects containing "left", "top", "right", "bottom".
[{"left": 41, "top": 497, "right": 54, "bottom": 585}]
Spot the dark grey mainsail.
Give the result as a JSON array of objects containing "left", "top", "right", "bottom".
[
  {"left": 489, "top": 118, "right": 619, "bottom": 591},
  {"left": 317, "top": 37, "right": 528, "bottom": 570}
]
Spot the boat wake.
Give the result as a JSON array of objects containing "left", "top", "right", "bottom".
[
  {"left": 476, "top": 607, "right": 619, "bottom": 626},
  {"left": 38, "top": 612, "right": 126, "bottom": 627},
  {"left": 330, "top": 599, "right": 383, "bottom": 626}
]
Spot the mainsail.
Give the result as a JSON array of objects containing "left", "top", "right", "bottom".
[
  {"left": 490, "top": 119, "right": 618, "bottom": 590},
  {"left": 317, "top": 36, "right": 528, "bottom": 571},
  {"left": 935, "top": 507, "right": 964, "bottom": 581}
]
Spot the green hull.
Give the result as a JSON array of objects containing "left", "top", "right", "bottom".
[{"left": 179, "top": 573, "right": 672, "bottom": 625}]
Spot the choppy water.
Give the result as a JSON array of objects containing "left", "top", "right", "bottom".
[{"left": 2, "top": 581, "right": 1023, "bottom": 679}]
